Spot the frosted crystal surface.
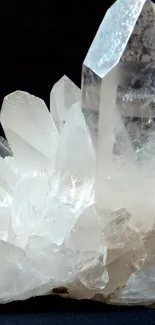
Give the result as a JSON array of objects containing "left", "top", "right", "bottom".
[
  {"left": 0, "top": 0, "right": 155, "bottom": 306},
  {"left": 50, "top": 75, "right": 81, "bottom": 133}
]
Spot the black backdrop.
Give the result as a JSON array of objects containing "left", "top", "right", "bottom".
[
  {"left": 0, "top": 0, "right": 115, "bottom": 107},
  {"left": 0, "top": 0, "right": 155, "bottom": 323}
]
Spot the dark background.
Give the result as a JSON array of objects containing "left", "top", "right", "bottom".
[
  {"left": 0, "top": 0, "right": 115, "bottom": 107},
  {"left": 0, "top": 0, "right": 155, "bottom": 323}
]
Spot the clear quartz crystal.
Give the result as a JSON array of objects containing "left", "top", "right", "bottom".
[
  {"left": 50, "top": 75, "right": 81, "bottom": 133},
  {"left": 67, "top": 205, "right": 109, "bottom": 291},
  {"left": 82, "top": 0, "right": 155, "bottom": 220},
  {"left": 0, "top": 0, "right": 155, "bottom": 306},
  {"left": 0, "top": 75, "right": 97, "bottom": 302},
  {"left": 81, "top": 0, "right": 155, "bottom": 306},
  {"left": 1, "top": 91, "right": 59, "bottom": 174}
]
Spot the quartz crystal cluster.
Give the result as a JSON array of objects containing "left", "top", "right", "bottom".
[{"left": 0, "top": 0, "right": 155, "bottom": 306}]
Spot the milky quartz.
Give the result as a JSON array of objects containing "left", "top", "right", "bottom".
[{"left": 0, "top": 0, "right": 154, "bottom": 306}]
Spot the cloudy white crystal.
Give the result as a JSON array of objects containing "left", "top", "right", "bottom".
[
  {"left": 50, "top": 75, "right": 81, "bottom": 133},
  {"left": 1, "top": 91, "right": 59, "bottom": 172}
]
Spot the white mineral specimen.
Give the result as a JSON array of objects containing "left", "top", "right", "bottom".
[{"left": 0, "top": 0, "right": 154, "bottom": 306}]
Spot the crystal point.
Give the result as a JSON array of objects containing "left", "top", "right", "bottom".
[
  {"left": 50, "top": 76, "right": 81, "bottom": 133},
  {"left": 1, "top": 91, "right": 59, "bottom": 169}
]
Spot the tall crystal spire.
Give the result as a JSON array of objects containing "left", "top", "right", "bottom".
[{"left": 82, "top": 0, "right": 155, "bottom": 217}]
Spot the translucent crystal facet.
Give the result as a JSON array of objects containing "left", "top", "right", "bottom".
[
  {"left": 46, "top": 101, "right": 95, "bottom": 245},
  {"left": 50, "top": 75, "right": 81, "bottom": 133},
  {"left": 1, "top": 91, "right": 59, "bottom": 174}
]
